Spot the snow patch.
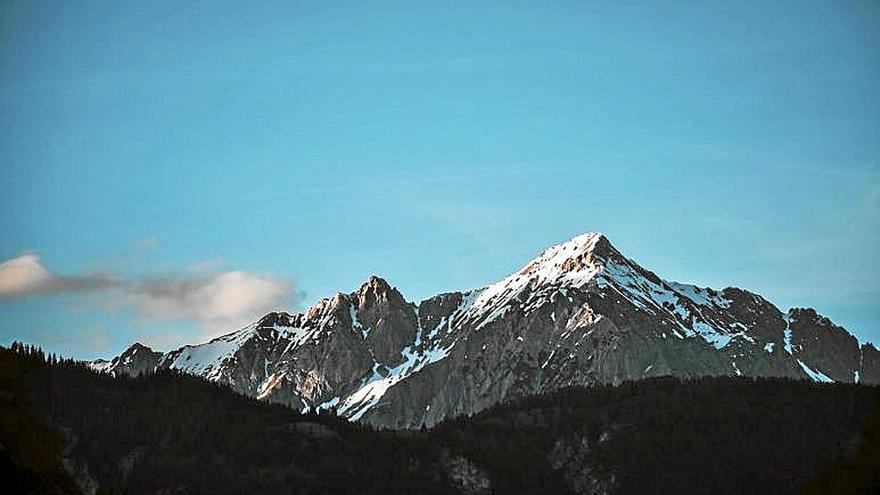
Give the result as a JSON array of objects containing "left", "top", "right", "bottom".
[
  {"left": 165, "top": 324, "right": 257, "bottom": 380},
  {"left": 460, "top": 234, "right": 604, "bottom": 330},
  {"left": 783, "top": 315, "right": 795, "bottom": 355},
  {"left": 350, "top": 305, "right": 368, "bottom": 338},
  {"left": 599, "top": 260, "right": 747, "bottom": 351},
  {"left": 668, "top": 282, "right": 732, "bottom": 308},
  {"left": 338, "top": 335, "right": 456, "bottom": 421},
  {"left": 541, "top": 349, "right": 557, "bottom": 369},
  {"left": 797, "top": 360, "right": 833, "bottom": 383},
  {"left": 88, "top": 360, "right": 114, "bottom": 373},
  {"left": 317, "top": 396, "right": 340, "bottom": 412},
  {"left": 475, "top": 306, "right": 509, "bottom": 331}
]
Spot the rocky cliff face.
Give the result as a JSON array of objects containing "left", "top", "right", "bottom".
[
  {"left": 89, "top": 343, "right": 161, "bottom": 378},
  {"left": 91, "top": 232, "right": 878, "bottom": 428}
]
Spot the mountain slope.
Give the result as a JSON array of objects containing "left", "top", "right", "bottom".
[{"left": 92, "top": 232, "right": 880, "bottom": 428}]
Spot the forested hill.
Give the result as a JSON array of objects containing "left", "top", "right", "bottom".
[{"left": 2, "top": 344, "right": 879, "bottom": 495}]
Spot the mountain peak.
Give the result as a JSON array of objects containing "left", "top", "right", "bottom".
[
  {"left": 360, "top": 274, "right": 392, "bottom": 292},
  {"left": 515, "top": 232, "right": 616, "bottom": 286},
  {"left": 101, "top": 342, "right": 163, "bottom": 377},
  {"left": 257, "top": 311, "right": 295, "bottom": 328},
  {"left": 123, "top": 342, "right": 154, "bottom": 355},
  {"left": 568, "top": 231, "right": 606, "bottom": 247},
  {"left": 354, "top": 275, "right": 407, "bottom": 311},
  {"left": 538, "top": 232, "right": 615, "bottom": 260},
  {"left": 458, "top": 233, "right": 616, "bottom": 328}
]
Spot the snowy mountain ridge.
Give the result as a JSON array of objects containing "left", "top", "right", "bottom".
[{"left": 91, "top": 232, "right": 880, "bottom": 428}]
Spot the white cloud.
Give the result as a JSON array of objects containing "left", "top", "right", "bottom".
[
  {"left": 0, "top": 254, "right": 56, "bottom": 297},
  {"left": 130, "top": 271, "right": 291, "bottom": 337},
  {"left": 0, "top": 254, "right": 117, "bottom": 298},
  {"left": 0, "top": 253, "right": 293, "bottom": 340}
]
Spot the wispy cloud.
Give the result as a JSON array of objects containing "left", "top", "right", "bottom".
[
  {"left": 128, "top": 271, "right": 291, "bottom": 336},
  {"left": 0, "top": 253, "right": 293, "bottom": 340},
  {"left": 0, "top": 254, "right": 118, "bottom": 298}
]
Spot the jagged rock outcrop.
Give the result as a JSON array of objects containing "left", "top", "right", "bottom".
[
  {"left": 787, "top": 308, "right": 861, "bottom": 382},
  {"left": 90, "top": 343, "right": 161, "bottom": 378},
  {"left": 858, "top": 343, "right": 880, "bottom": 384},
  {"left": 354, "top": 275, "right": 419, "bottom": 365},
  {"left": 92, "top": 232, "right": 878, "bottom": 428}
]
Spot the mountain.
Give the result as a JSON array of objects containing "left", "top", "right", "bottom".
[
  {"left": 89, "top": 343, "right": 161, "bottom": 377},
  {"left": 6, "top": 346, "right": 880, "bottom": 495},
  {"left": 92, "top": 232, "right": 880, "bottom": 428}
]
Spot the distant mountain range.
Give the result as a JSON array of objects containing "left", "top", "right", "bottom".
[{"left": 91, "top": 232, "right": 880, "bottom": 428}]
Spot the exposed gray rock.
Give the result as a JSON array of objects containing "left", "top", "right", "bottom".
[
  {"left": 788, "top": 308, "right": 861, "bottom": 382},
  {"left": 858, "top": 343, "right": 880, "bottom": 384}
]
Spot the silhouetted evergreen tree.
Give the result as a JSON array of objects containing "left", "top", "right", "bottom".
[{"left": 1, "top": 344, "right": 878, "bottom": 494}]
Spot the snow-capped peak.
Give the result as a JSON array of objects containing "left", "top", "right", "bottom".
[
  {"left": 492, "top": 231, "right": 611, "bottom": 293},
  {"left": 120, "top": 342, "right": 152, "bottom": 357},
  {"left": 453, "top": 233, "right": 610, "bottom": 330},
  {"left": 519, "top": 232, "right": 608, "bottom": 284},
  {"left": 458, "top": 232, "right": 748, "bottom": 353}
]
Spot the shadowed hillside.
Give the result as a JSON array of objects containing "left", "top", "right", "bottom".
[{"left": 2, "top": 344, "right": 878, "bottom": 494}]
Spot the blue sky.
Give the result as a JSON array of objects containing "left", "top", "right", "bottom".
[{"left": 1, "top": 0, "right": 878, "bottom": 359}]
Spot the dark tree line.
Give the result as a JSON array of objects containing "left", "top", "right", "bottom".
[{"left": 2, "top": 343, "right": 879, "bottom": 494}]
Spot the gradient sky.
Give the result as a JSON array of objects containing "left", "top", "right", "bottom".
[{"left": 1, "top": 0, "right": 878, "bottom": 359}]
